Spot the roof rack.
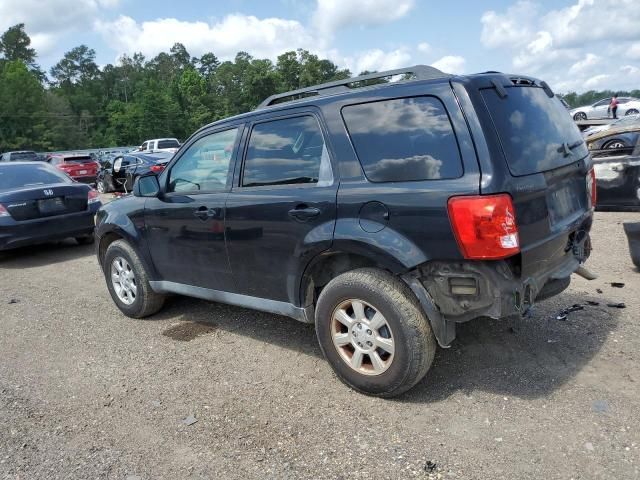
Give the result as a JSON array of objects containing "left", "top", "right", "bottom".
[{"left": 257, "top": 65, "right": 449, "bottom": 109}]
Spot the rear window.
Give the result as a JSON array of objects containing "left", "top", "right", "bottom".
[
  {"left": 0, "top": 164, "right": 70, "bottom": 191},
  {"left": 11, "top": 152, "right": 38, "bottom": 161},
  {"left": 341, "top": 96, "right": 463, "bottom": 182},
  {"left": 64, "top": 156, "right": 93, "bottom": 164},
  {"left": 481, "top": 86, "right": 587, "bottom": 176},
  {"left": 157, "top": 140, "right": 180, "bottom": 149}
]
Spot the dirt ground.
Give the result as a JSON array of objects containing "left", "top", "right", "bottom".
[{"left": 1, "top": 210, "right": 639, "bottom": 479}]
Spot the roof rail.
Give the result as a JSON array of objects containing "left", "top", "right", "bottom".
[{"left": 257, "top": 65, "right": 449, "bottom": 109}]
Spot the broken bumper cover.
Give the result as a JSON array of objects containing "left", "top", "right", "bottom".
[{"left": 404, "top": 230, "right": 592, "bottom": 347}]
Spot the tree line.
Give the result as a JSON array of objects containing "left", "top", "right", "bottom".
[{"left": 0, "top": 23, "right": 638, "bottom": 152}]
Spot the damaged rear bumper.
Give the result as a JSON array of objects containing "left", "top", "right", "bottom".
[{"left": 403, "top": 230, "right": 593, "bottom": 348}]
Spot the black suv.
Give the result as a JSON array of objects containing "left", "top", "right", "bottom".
[{"left": 96, "top": 66, "right": 595, "bottom": 397}]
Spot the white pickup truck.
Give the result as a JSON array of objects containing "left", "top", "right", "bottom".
[{"left": 138, "top": 138, "right": 180, "bottom": 153}]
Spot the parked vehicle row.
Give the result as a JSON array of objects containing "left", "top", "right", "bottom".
[{"left": 95, "top": 66, "right": 595, "bottom": 397}]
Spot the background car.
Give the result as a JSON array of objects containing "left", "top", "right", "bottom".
[
  {"left": 570, "top": 97, "right": 640, "bottom": 120},
  {"left": 96, "top": 151, "right": 173, "bottom": 193},
  {"left": 586, "top": 117, "right": 640, "bottom": 158},
  {"left": 582, "top": 114, "right": 640, "bottom": 138},
  {"left": 136, "top": 138, "right": 181, "bottom": 154},
  {"left": 0, "top": 150, "right": 39, "bottom": 162},
  {"left": 48, "top": 153, "right": 100, "bottom": 184},
  {"left": 0, "top": 162, "right": 101, "bottom": 250}
]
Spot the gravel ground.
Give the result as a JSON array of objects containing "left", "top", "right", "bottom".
[{"left": 1, "top": 210, "right": 639, "bottom": 479}]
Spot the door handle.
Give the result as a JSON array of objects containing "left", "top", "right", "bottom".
[
  {"left": 193, "top": 206, "right": 221, "bottom": 220},
  {"left": 288, "top": 206, "right": 321, "bottom": 222}
]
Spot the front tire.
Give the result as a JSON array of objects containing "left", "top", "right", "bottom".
[
  {"left": 573, "top": 112, "right": 587, "bottom": 121},
  {"left": 97, "top": 178, "right": 111, "bottom": 194},
  {"left": 103, "top": 239, "right": 165, "bottom": 318},
  {"left": 315, "top": 268, "right": 436, "bottom": 397}
]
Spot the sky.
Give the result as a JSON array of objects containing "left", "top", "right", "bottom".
[{"left": 1, "top": 0, "right": 639, "bottom": 93}]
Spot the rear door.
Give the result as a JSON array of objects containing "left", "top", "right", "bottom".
[
  {"left": 225, "top": 111, "right": 338, "bottom": 304},
  {"left": 144, "top": 126, "right": 241, "bottom": 291},
  {"left": 478, "top": 79, "right": 593, "bottom": 277}
]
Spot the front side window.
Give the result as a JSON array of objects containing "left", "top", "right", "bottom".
[
  {"left": 168, "top": 127, "right": 239, "bottom": 193},
  {"left": 342, "top": 96, "right": 463, "bottom": 182},
  {"left": 242, "top": 115, "right": 332, "bottom": 187}
]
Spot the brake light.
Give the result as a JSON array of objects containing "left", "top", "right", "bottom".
[
  {"left": 447, "top": 194, "right": 520, "bottom": 260},
  {"left": 88, "top": 189, "right": 100, "bottom": 205},
  {"left": 150, "top": 164, "right": 165, "bottom": 173},
  {"left": 587, "top": 167, "right": 597, "bottom": 208},
  {"left": 0, "top": 204, "right": 10, "bottom": 217}
]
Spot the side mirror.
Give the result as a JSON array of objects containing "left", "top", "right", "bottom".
[{"left": 133, "top": 173, "right": 161, "bottom": 197}]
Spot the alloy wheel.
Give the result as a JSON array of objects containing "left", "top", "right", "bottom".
[
  {"left": 111, "top": 256, "right": 137, "bottom": 305},
  {"left": 330, "top": 299, "right": 395, "bottom": 376}
]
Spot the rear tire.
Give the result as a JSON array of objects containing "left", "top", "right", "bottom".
[
  {"left": 103, "top": 239, "right": 165, "bottom": 318},
  {"left": 315, "top": 268, "right": 436, "bottom": 397}
]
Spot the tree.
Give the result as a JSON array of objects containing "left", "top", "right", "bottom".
[
  {"left": 0, "top": 23, "right": 36, "bottom": 65},
  {"left": 0, "top": 61, "right": 46, "bottom": 150},
  {"left": 49, "top": 45, "right": 100, "bottom": 86}
]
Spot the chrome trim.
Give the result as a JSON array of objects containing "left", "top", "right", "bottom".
[{"left": 149, "top": 280, "right": 313, "bottom": 323}]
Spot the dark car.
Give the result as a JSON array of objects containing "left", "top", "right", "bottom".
[
  {"left": 586, "top": 115, "right": 640, "bottom": 157},
  {"left": 0, "top": 162, "right": 101, "bottom": 250},
  {"left": 95, "top": 66, "right": 595, "bottom": 397},
  {"left": 1, "top": 150, "right": 39, "bottom": 162},
  {"left": 48, "top": 153, "right": 100, "bottom": 184},
  {"left": 96, "top": 152, "right": 173, "bottom": 194}
]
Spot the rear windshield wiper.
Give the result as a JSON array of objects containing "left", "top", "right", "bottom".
[{"left": 557, "top": 140, "right": 584, "bottom": 157}]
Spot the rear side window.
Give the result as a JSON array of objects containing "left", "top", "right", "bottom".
[
  {"left": 0, "top": 164, "right": 70, "bottom": 191},
  {"left": 342, "top": 96, "right": 463, "bottom": 182},
  {"left": 157, "top": 140, "right": 179, "bottom": 149},
  {"left": 242, "top": 115, "right": 332, "bottom": 187},
  {"left": 481, "top": 86, "right": 587, "bottom": 176}
]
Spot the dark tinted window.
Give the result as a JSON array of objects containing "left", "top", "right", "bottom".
[
  {"left": 11, "top": 151, "right": 38, "bottom": 161},
  {"left": 341, "top": 97, "right": 463, "bottom": 182},
  {"left": 243, "top": 116, "right": 331, "bottom": 187},
  {"left": 157, "top": 140, "right": 179, "bottom": 149},
  {"left": 0, "top": 164, "right": 70, "bottom": 191},
  {"left": 481, "top": 86, "right": 587, "bottom": 176},
  {"left": 64, "top": 156, "right": 93, "bottom": 164}
]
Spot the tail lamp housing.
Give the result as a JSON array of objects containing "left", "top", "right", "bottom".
[
  {"left": 88, "top": 189, "right": 100, "bottom": 204},
  {"left": 447, "top": 194, "right": 520, "bottom": 260}
]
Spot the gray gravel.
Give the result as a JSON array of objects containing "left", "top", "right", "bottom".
[{"left": 1, "top": 211, "right": 639, "bottom": 479}]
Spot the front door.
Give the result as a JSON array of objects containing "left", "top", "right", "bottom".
[
  {"left": 144, "top": 127, "right": 241, "bottom": 291},
  {"left": 225, "top": 113, "right": 338, "bottom": 305}
]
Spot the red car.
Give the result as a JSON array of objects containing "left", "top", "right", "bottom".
[{"left": 48, "top": 153, "right": 99, "bottom": 184}]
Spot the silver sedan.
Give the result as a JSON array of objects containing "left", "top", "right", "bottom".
[{"left": 570, "top": 97, "right": 640, "bottom": 120}]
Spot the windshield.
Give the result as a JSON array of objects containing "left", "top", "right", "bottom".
[
  {"left": 0, "top": 164, "right": 71, "bottom": 191},
  {"left": 481, "top": 86, "right": 588, "bottom": 176}
]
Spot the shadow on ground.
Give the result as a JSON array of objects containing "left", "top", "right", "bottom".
[
  {"left": 147, "top": 289, "right": 620, "bottom": 402},
  {"left": 0, "top": 240, "right": 94, "bottom": 269}
]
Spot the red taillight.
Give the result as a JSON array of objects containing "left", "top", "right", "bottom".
[
  {"left": 447, "top": 194, "right": 520, "bottom": 260},
  {"left": 0, "top": 204, "right": 10, "bottom": 217},
  {"left": 150, "top": 164, "right": 165, "bottom": 173},
  {"left": 587, "top": 167, "right": 597, "bottom": 208},
  {"left": 88, "top": 189, "right": 100, "bottom": 204}
]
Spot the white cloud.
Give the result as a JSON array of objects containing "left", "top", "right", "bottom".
[
  {"left": 0, "top": 0, "right": 119, "bottom": 62},
  {"left": 480, "top": 0, "right": 640, "bottom": 92},
  {"left": 95, "top": 14, "right": 314, "bottom": 61},
  {"left": 417, "top": 42, "right": 431, "bottom": 54},
  {"left": 431, "top": 55, "right": 466, "bottom": 74},
  {"left": 339, "top": 48, "right": 413, "bottom": 74},
  {"left": 312, "top": 0, "right": 415, "bottom": 36}
]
